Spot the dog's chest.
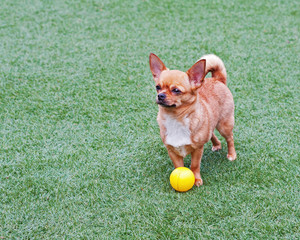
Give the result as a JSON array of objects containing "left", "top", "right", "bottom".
[{"left": 163, "top": 115, "right": 192, "bottom": 156}]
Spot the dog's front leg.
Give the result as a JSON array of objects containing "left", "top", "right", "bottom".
[
  {"left": 167, "top": 147, "right": 184, "bottom": 168},
  {"left": 191, "top": 146, "right": 204, "bottom": 186}
]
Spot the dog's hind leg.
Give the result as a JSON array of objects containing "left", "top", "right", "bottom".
[
  {"left": 211, "top": 132, "right": 222, "bottom": 152},
  {"left": 217, "top": 117, "right": 237, "bottom": 161}
]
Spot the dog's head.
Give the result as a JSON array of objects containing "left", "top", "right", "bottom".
[{"left": 149, "top": 53, "right": 206, "bottom": 109}]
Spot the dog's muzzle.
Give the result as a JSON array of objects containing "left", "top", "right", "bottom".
[{"left": 156, "top": 93, "right": 176, "bottom": 107}]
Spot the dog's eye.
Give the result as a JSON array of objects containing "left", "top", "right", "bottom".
[
  {"left": 156, "top": 85, "right": 161, "bottom": 91},
  {"left": 172, "top": 88, "right": 181, "bottom": 94}
]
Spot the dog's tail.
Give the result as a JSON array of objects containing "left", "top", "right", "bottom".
[{"left": 199, "top": 54, "right": 227, "bottom": 85}]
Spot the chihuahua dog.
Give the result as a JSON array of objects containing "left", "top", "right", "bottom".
[{"left": 149, "top": 53, "right": 236, "bottom": 186}]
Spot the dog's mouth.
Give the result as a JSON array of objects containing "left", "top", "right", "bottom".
[{"left": 156, "top": 100, "right": 176, "bottom": 108}]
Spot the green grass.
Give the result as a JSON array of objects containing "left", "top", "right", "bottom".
[{"left": 0, "top": 0, "right": 299, "bottom": 239}]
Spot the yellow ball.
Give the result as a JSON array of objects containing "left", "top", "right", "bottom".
[{"left": 170, "top": 167, "right": 195, "bottom": 192}]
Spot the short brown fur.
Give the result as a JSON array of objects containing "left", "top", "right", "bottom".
[{"left": 149, "top": 53, "right": 236, "bottom": 186}]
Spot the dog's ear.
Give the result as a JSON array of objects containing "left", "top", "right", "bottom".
[
  {"left": 186, "top": 59, "right": 206, "bottom": 89},
  {"left": 149, "top": 53, "right": 167, "bottom": 81}
]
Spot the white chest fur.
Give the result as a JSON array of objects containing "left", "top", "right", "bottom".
[{"left": 163, "top": 115, "right": 191, "bottom": 156}]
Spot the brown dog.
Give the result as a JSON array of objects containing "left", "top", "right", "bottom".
[{"left": 149, "top": 53, "right": 236, "bottom": 186}]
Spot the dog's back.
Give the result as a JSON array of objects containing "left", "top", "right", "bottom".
[{"left": 197, "top": 55, "right": 234, "bottom": 128}]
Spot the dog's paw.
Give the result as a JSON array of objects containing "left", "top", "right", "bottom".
[
  {"left": 227, "top": 153, "right": 237, "bottom": 161},
  {"left": 212, "top": 145, "right": 222, "bottom": 152},
  {"left": 194, "top": 178, "right": 203, "bottom": 187}
]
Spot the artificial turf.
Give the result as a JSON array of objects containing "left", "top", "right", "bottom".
[{"left": 0, "top": 0, "right": 299, "bottom": 239}]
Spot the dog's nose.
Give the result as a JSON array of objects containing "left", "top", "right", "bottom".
[{"left": 158, "top": 93, "right": 166, "bottom": 101}]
